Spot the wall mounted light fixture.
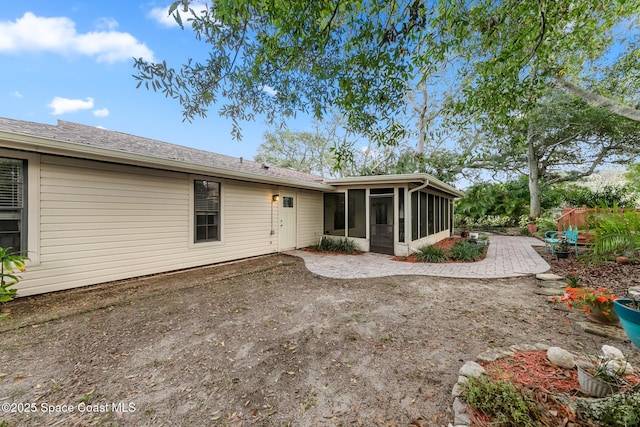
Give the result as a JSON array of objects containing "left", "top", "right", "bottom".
[{"left": 272, "top": 194, "right": 280, "bottom": 202}]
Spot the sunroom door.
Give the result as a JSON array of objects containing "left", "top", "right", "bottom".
[{"left": 369, "top": 195, "right": 394, "bottom": 255}]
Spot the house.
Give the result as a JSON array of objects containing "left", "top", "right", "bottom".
[{"left": 0, "top": 118, "right": 463, "bottom": 296}]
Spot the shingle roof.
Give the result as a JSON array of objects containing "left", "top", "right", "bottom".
[{"left": 0, "top": 117, "right": 325, "bottom": 185}]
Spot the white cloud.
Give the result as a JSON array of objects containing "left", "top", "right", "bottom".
[
  {"left": 93, "top": 108, "right": 109, "bottom": 117},
  {"left": 0, "top": 12, "right": 154, "bottom": 62},
  {"left": 96, "top": 125, "right": 107, "bottom": 130},
  {"left": 262, "top": 85, "right": 278, "bottom": 96},
  {"left": 95, "top": 17, "right": 119, "bottom": 31},
  {"left": 47, "top": 96, "right": 94, "bottom": 115},
  {"left": 10, "top": 91, "right": 23, "bottom": 98},
  {"left": 148, "top": 3, "right": 210, "bottom": 28}
]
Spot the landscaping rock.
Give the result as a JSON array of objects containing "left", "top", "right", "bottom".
[
  {"left": 451, "top": 382, "right": 464, "bottom": 397},
  {"left": 601, "top": 345, "right": 634, "bottom": 375},
  {"left": 452, "top": 397, "right": 471, "bottom": 425},
  {"left": 534, "top": 287, "right": 564, "bottom": 296},
  {"left": 458, "top": 360, "right": 485, "bottom": 378},
  {"left": 537, "top": 280, "right": 567, "bottom": 289},
  {"left": 546, "top": 346, "right": 575, "bottom": 369},
  {"left": 511, "top": 343, "right": 542, "bottom": 352},
  {"left": 536, "top": 273, "right": 564, "bottom": 281},
  {"left": 577, "top": 321, "right": 630, "bottom": 342},
  {"left": 476, "top": 349, "right": 511, "bottom": 362}
]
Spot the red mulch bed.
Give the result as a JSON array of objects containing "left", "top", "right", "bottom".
[{"left": 467, "top": 350, "right": 640, "bottom": 426}]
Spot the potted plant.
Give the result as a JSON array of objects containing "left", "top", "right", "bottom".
[
  {"left": 614, "top": 295, "right": 640, "bottom": 348},
  {"left": 555, "top": 238, "right": 571, "bottom": 258},
  {"left": 557, "top": 286, "right": 620, "bottom": 324},
  {"left": 576, "top": 347, "right": 630, "bottom": 397}
]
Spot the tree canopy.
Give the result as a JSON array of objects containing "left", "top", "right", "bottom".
[
  {"left": 254, "top": 129, "right": 334, "bottom": 176},
  {"left": 134, "top": 0, "right": 640, "bottom": 142}
]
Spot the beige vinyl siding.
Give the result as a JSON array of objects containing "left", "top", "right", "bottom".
[
  {"left": 296, "top": 189, "right": 323, "bottom": 248},
  {"left": 18, "top": 156, "right": 282, "bottom": 296},
  {"left": 188, "top": 180, "right": 279, "bottom": 262}
]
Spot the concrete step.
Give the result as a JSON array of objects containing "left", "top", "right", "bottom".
[
  {"left": 535, "top": 273, "right": 564, "bottom": 281},
  {"left": 534, "top": 287, "right": 564, "bottom": 296},
  {"left": 537, "top": 280, "right": 567, "bottom": 289}
]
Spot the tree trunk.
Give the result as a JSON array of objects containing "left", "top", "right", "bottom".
[{"left": 527, "top": 129, "right": 541, "bottom": 219}]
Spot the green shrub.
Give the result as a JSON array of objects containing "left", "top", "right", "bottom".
[
  {"left": 562, "top": 184, "right": 637, "bottom": 208},
  {"left": 0, "top": 247, "right": 28, "bottom": 305},
  {"left": 462, "top": 375, "right": 543, "bottom": 427},
  {"left": 577, "top": 390, "right": 640, "bottom": 427},
  {"left": 315, "top": 237, "right": 358, "bottom": 254},
  {"left": 414, "top": 245, "right": 447, "bottom": 262},
  {"left": 449, "top": 240, "right": 484, "bottom": 261},
  {"left": 589, "top": 210, "right": 640, "bottom": 261}
]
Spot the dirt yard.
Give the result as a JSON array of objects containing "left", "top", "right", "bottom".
[{"left": 1, "top": 253, "right": 639, "bottom": 426}]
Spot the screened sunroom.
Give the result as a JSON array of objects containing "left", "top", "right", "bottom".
[{"left": 322, "top": 174, "right": 464, "bottom": 256}]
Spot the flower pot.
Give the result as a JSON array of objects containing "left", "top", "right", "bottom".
[
  {"left": 585, "top": 301, "right": 619, "bottom": 325},
  {"left": 614, "top": 299, "right": 640, "bottom": 348},
  {"left": 556, "top": 250, "right": 570, "bottom": 259},
  {"left": 527, "top": 223, "right": 537, "bottom": 233},
  {"left": 577, "top": 365, "right": 621, "bottom": 397}
]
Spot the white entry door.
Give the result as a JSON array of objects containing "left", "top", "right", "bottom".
[{"left": 279, "top": 192, "right": 297, "bottom": 250}]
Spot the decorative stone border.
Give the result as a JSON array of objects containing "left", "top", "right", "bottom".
[
  {"left": 450, "top": 342, "right": 636, "bottom": 426},
  {"left": 449, "top": 343, "right": 550, "bottom": 427}
]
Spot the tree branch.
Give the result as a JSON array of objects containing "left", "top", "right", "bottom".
[{"left": 554, "top": 76, "right": 640, "bottom": 122}]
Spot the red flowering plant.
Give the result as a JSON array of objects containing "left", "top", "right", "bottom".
[{"left": 554, "top": 286, "right": 620, "bottom": 322}]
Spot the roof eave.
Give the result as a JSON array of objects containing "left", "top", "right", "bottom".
[
  {"left": 325, "top": 173, "right": 464, "bottom": 197},
  {"left": 0, "top": 130, "right": 335, "bottom": 191}
]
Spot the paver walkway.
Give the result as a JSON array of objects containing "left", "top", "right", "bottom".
[{"left": 289, "top": 235, "right": 550, "bottom": 279}]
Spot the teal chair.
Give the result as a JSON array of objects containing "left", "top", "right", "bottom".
[
  {"left": 564, "top": 226, "right": 579, "bottom": 256},
  {"left": 545, "top": 225, "right": 579, "bottom": 255},
  {"left": 544, "top": 230, "right": 562, "bottom": 254}
]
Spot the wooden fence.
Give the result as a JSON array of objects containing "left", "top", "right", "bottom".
[{"left": 556, "top": 206, "right": 640, "bottom": 243}]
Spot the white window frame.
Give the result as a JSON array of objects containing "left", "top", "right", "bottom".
[
  {"left": 189, "top": 175, "right": 224, "bottom": 247},
  {"left": 0, "top": 149, "right": 40, "bottom": 266}
]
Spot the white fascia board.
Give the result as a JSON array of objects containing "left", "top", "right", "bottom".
[{"left": 325, "top": 173, "right": 464, "bottom": 197}]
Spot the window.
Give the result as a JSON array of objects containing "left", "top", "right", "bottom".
[
  {"left": 348, "top": 189, "right": 366, "bottom": 238},
  {"left": 323, "top": 193, "right": 345, "bottom": 235},
  {"left": 0, "top": 157, "right": 26, "bottom": 252},
  {"left": 398, "top": 188, "right": 405, "bottom": 243},
  {"left": 283, "top": 196, "right": 294, "bottom": 208},
  {"left": 411, "top": 191, "right": 418, "bottom": 241},
  {"left": 428, "top": 194, "right": 435, "bottom": 235},
  {"left": 194, "top": 180, "right": 220, "bottom": 242},
  {"left": 420, "top": 192, "right": 428, "bottom": 238}
]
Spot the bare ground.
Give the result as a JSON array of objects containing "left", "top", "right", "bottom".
[{"left": 1, "top": 253, "right": 639, "bottom": 427}]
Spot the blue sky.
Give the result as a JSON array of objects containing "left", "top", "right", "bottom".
[{"left": 0, "top": 1, "right": 309, "bottom": 160}]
